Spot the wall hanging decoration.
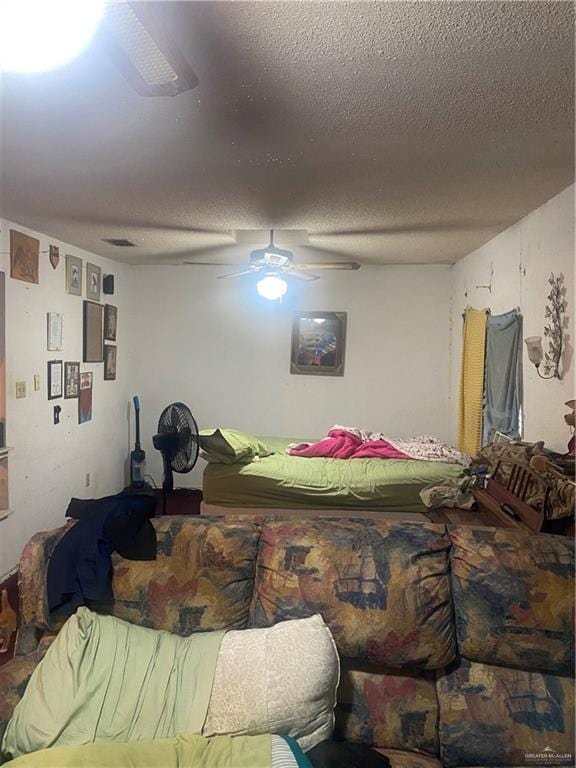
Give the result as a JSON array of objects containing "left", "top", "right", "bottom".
[
  {"left": 524, "top": 272, "right": 566, "bottom": 380},
  {"left": 78, "top": 372, "right": 93, "bottom": 424},
  {"left": 47, "top": 312, "right": 63, "bottom": 351},
  {"left": 290, "top": 311, "right": 347, "bottom": 376},
  {"left": 47, "top": 360, "right": 63, "bottom": 400},
  {"left": 64, "top": 362, "right": 80, "bottom": 399},
  {"left": 102, "top": 274, "right": 115, "bottom": 295},
  {"left": 49, "top": 245, "right": 60, "bottom": 270},
  {"left": 10, "top": 229, "right": 39, "bottom": 284},
  {"left": 86, "top": 263, "right": 101, "bottom": 302},
  {"left": 104, "top": 345, "right": 117, "bottom": 381},
  {"left": 83, "top": 300, "right": 104, "bottom": 362},
  {"left": 104, "top": 304, "right": 117, "bottom": 341},
  {"left": 65, "top": 255, "right": 83, "bottom": 295}
]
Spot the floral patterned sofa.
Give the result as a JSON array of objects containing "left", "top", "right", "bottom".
[{"left": 1, "top": 517, "right": 574, "bottom": 767}]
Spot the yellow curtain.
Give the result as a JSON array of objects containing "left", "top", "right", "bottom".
[{"left": 457, "top": 307, "right": 488, "bottom": 455}]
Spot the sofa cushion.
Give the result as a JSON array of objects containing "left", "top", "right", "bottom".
[
  {"left": 111, "top": 518, "right": 259, "bottom": 634},
  {"left": 204, "top": 615, "right": 339, "bottom": 752},
  {"left": 437, "top": 658, "right": 575, "bottom": 768},
  {"left": 335, "top": 662, "right": 439, "bottom": 756},
  {"left": 376, "top": 750, "right": 441, "bottom": 768},
  {"left": 449, "top": 526, "right": 575, "bottom": 674},
  {"left": 250, "top": 520, "right": 455, "bottom": 669}
]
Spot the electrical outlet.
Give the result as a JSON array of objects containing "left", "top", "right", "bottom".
[
  {"left": 85, "top": 473, "right": 91, "bottom": 488},
  {"left": 15, "top": 381, "right": 26, "bottom": 399},
  {"left": 33, "top": 374, "right": 40, "bottom": 391}
]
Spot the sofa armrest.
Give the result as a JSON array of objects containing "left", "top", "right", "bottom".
[
  {"left": 16, "top": 521, "right": 75, "bottom": 656},
  {"left": 0, "top": 656, "right": 38, "bottom": 761}
]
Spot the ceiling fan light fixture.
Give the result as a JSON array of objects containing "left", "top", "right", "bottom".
[
  {"left": 256, "top": 273, "right": 288, "bottom": 301},
  {"left": 0, "top": 0, "right": 106, "bottom": 73},
  {"left": 103, "top": 2, "right": 198, "bottom": 97}
]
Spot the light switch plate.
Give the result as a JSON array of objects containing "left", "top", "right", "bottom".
[
  {"left": 33, "top": 374, "right": 40, "bottom": 391},
  {"left": 15, "top": 381, "right": 27, "bottom": 398}
]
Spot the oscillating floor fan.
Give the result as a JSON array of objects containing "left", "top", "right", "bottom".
[{"left": 152, "top": 402, "right": 199, "bottom": 514}]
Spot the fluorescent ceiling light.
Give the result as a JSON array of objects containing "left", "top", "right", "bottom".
[
  {"left": 103, "top": 2, "right": 198, "bottom": 97},
  {"left": 256, "top": 274, "right": 288, "bottom": 301},
  {"left": 0, "top": 0, "right": 105, "bottom": 72}
]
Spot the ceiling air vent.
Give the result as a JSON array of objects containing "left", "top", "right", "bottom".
[
  {"left": 102, "top": 238, "right": 136, "bottom": 247},
  {"left": 102, "top": 2, "right": 198, "bottom": 97}
]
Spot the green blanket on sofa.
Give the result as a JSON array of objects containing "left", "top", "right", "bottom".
[
  {"left": 6, "top": 734, "right": 272, "bottom": 768},
  {"left": 2, "top": 608, "right": 226, "bottom": 760}
]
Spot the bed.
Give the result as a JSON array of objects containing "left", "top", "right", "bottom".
[{"left": 202, "top": 435, "right": 462, "bottom": 514}]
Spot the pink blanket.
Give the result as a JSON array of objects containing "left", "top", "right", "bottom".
[
  {"left": 288, "top": 429, "right": 409, "bottom": 460},
  {"left": 288, "top": 427, "right": 466, "bottom": 464}
]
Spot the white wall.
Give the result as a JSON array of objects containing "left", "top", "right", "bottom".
[
  {"left": 127, "top": 265, "right": 453, "bottom": 489},
  {"left": 0, "top": 219, "right": 133, "bottom": 577},
  {"left": 450, "top": 185, "right": 575, "bottom": 452},
  {"left": 3, "top": 184, "right": 571, "bottom": 577}
]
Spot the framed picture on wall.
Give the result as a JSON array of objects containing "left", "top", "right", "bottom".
[
  {"left": 86, "top": 263, "right": 101, "bottom": 302},
  {"left": 66, "top": 255, "right": 83, "bottom": 296},
  {"left": 10, "top": 229, "right": 39, "bottom": 285},
  {"left": 83, "top": 300, "right": 104, "bottom": 362},
  {"left": 78, "top": 372, "right": 93, "bottom": 424},
  {"left": 64, "top": 362, "right": 80, "bottom": 399},
  {"left": 47, "top": 312, "right": 63, "bottom": 351},
  {"left": 47, "top": 360, "right": 63, "bottom": 400},
  {"left": 104, "top": 304, "right": 117, "bottom": 341},
  {"left": 290, "top": 311, "right": 347, "bottom": 376},
  {"left": 104, "top": 345, "right": 117, "bottom": 381}
]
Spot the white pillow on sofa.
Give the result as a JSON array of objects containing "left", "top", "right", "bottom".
[{"left": 203, "top": 614, "right": 340, "bottom": 752}]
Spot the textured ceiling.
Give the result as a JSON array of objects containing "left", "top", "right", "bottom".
[{"left": 0, "top": 1, "right": 573, "bottom": 266}]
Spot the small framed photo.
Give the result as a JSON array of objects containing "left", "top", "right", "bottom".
[
  {"left": 104, "top": 304, "right": 117, "bottom": 342},
  {"left": 66, "top": 255, "right": 83, "bottom": 296},
  {"left": 47, "top": 360, "right": 63, "bottom": 400},
  {"left": 290, "top": 311, "right": 347, "bottom": 377},
  {"left": 10, "top": 229, "right": 39, "bottom": 284},
  {"left": 104, "top": 345, "right": 117, "bottom": 381},
  {"left": 64, "top": 362, "right": 80, "bottom": 399},
  {"left": 47, "top": 312, "right": 63, "bottom": 351},
  {"left": 78, "top": 372, "right": 93, "bottom": 424},
  {"left": 86, "top": 263, "right": 101, "bottom": 302},
  {"left": 83, "top": 300, "right": 104, "bottom": 362}
]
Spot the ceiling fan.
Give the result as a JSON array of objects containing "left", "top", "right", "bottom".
[{"left": 183, "top": 230, "right": 361, "bottom": 282}]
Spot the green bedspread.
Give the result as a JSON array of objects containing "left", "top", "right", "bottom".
[{"left": 203, "top": 437, "right": 462, "bottom": 512}]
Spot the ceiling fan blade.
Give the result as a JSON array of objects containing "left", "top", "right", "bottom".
[
  {"left": 284, "top": 269, "right": 319, "bottom": 282},
  {"left": 216, "top": 268, "right": 260, "bottom": 280},
  {"left": 183, "top": 261, "right": 239, "bottom": 266},
  {"left": 295, "top": 262, "right": 361, "bottom": 271}
]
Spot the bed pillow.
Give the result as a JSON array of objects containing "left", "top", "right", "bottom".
[
  {"left": 199, "top": 429, "right": 272, "bottom": 464},
  {"left": 204, "top": 614, "right": 340, "bottom": 752}
]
